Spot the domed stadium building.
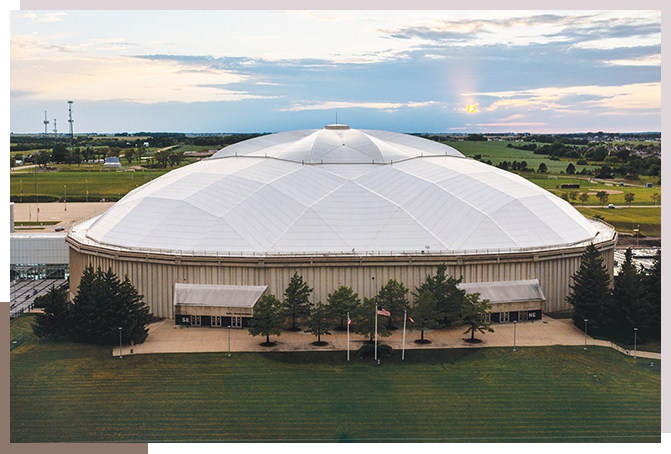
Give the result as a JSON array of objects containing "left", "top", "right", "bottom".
[{"left": 67, "top": 125, "right": 616, "bottom": 328}]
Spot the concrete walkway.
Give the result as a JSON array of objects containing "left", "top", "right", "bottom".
[{"left": 112, "top": 316, "right": 661, "bottom": 360}]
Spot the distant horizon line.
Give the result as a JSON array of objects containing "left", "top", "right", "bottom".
[{"left": 10, "top": 130, "right": 663, "bottom": 136}]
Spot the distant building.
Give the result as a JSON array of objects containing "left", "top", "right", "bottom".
[
  {"left": 103, "top": 157, "right": 122, "bottom": 168},
  {"left": 11, "top": 232, "right": 70, "bottom": 280}
]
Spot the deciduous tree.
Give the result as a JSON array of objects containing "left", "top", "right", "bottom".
[{"left": 304, "top": 301, "right": 332, "bottom": 345}]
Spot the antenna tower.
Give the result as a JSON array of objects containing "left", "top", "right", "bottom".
[
  {"left": 53, "top": 119, "right": 57, "bottom": 135},
  {"left": 43, "top": 111, "right": 50, "bottom": 137},
  {"left": 68, "top": 101, "right": 74, "bottom": 155}
]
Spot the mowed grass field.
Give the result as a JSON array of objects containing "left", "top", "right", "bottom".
[
  {"left": 10, "top": 169, "right": 171, "bottom": 200},
  {"left": 11, "top": 315, "right": 660, "bottom": 443},
  {"left": 576, "top": 207, "right": 662, "bottom": 237}
]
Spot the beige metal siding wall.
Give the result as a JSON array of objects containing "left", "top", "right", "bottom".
[{"left": 67, "top": 240, "right": 615, "bottom": 319}]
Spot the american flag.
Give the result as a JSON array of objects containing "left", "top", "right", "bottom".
[{"left": 377, "top": 308, "right": 391, "bottom": 317}]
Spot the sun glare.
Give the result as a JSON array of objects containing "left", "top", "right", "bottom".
[{"left": 467, "top": 104, "right": 477, "bottom": 113}]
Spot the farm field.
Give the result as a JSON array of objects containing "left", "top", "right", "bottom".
[
  {"left": 446, "top": 140, "right": 599, "bottom": 174},
  {"left": 10, "top": 314, "right": 660, "bottom": 443}
]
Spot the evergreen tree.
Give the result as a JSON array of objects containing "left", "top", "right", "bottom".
[
  {"left": 456, "top": 292, "right": 494, "bottom": 342},
  {"left": 304, "top": 301, "right": 332, "bottom": 345},
  {"left": 72, "top": 266, "right": 152, "bottom": 344},
  {"left": 353, "top": 297, "right": 391, "bottom": 342},
  {"left": 642, "top": 250, "right": 661, "bottom": 340},
  {"left": 414, "top": 264, "right": 465, "bottom": 325},
  {"left": 32, "top": 285, "right": 72, "bottom": 340},
  {"left": 410, "top": 291, "right": 443, "bottom": 342},
  {"left": 116, "top": 274, "right": 153, "bottom": 342},
  {"left": 567, "top": 244, "right": 612, "bottom": 336},
  {"left": 248, "top": 294, "right": 284, "bottom": 345},
  {"left": 376, "top": 279, "right": 409, "bottom": 329},
  {"left": 327, "top": 285, "right": 360, "bottom": 329},
  {"left": 283, "top": 272, "right": 313, "bottom": 331},
  {"left": 72, "top": 265, "right": 106, "bottom": 343},
  {"left": 610, "top": 248, "right": 647, "bottom": 342}
]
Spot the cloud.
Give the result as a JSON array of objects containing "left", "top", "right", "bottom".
[
  {"left": 279, "top": 101, "right": 439, "bottom": 112},
  {"left": 377, "top": 12, "right": 660, "bottom": 49},
  {"left": 10, "top": 44, "right": 265, "bottom": 103},
  {"left": 463, "top": 82, "right": 661, "bottom": 115},
  {"left": 15, "top": 11, "right": 67, "bottom": 23}
]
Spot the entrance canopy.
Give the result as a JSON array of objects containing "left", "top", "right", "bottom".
[
  {"left": 457, "top": 279, "right": 545, "bottom": 305},
  {"left": 173, "top": 283, "right": 268, "bottom": 309}
]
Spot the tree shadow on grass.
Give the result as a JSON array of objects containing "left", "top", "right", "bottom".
[{"left": 260, "top": 347, "right": 480, "bottom": 365}]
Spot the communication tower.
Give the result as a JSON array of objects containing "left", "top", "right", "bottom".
[{"left": 68, "top": 101, "right": 74, "bottom": 154}]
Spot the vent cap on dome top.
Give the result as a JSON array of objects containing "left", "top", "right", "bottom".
[{"left": 324, "top": 124, "right": 350, "bottom": 130}]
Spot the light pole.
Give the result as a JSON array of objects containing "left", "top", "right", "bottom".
[
  {"left": 633, "top": 328, "right": 638, "bottom": 359},
  {"left": 637, "top": 225, "right": 640, "bottom": 248},
  {"left": 20, "top": 179, "right": 22, "bottom": 203},
  {"left": 118, "top": 327, "right": 123, "bottom": 359},
  {"left": 513, "top": 320, "right": 517, "bottom": 352},
  {"left": 228, "top": 325, "right": 231, "bottom": 357},
  {"left": 85, "top": 179, "right": 88, "bottom": 203},
  {"left": 584, "top": 319, "right": 588, "bottom": 350},
  {"left": 64, "top": 185, "right": 67, "bottom": 211}
]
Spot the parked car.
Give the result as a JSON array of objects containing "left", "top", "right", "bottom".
[
  {"left": 55, "top": 227, "right": 65, "bottom": 231},
  {"left": 608, "top": 204, "right": 615, "bottom": 209}
]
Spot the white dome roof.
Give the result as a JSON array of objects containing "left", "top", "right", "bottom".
[{"left": 83, "top": 126, "right": 600, "bottom": 255}]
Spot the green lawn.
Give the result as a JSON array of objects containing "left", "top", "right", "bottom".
[
  {"left": 576, "top": 207, "right": 661, "bottom": 237},
  {"left": 10, "top": 168, "right": 173, "bottom": 201},
  {"left": 11, "top": 314, "right": 661, "bottom": 443}
]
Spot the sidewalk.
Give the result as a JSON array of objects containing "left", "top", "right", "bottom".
[{"left": 112, "top": 316, "right": 661, "bottom": 360}]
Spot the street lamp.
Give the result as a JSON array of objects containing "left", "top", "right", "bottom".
[
  {"left": 513, "top": 320, "right": 517, "bottom": 352},
  {"left": 633, "top": 328, "right": 638, "bottom": 359},
  {"left": 227, "top": 325, "right": 231, "bottom": 357},
  {"left": 637, "top": 224, "right": 640, "bottom": 248},
  {"left": 118, "top": 327, "right": 123, "bottom": 359},
  {"left": 64, "top": 185, "right": 67, "bottom": 211},
  {"left": 20, "top": 179, "right": 22, "bottom": 203},
  {"left": 584, "top": 319, "right": 588, "bottom": 350},
  {"left": 85, "top": 179, "right": 88, "bottom": 203}
]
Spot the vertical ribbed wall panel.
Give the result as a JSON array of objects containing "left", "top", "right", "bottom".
[{"left": 67, "top": 240, "right": 615, "bottom": 319}]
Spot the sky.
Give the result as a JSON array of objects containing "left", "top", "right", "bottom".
[{"left": 9, "top": 8, "right": 662, "bottom": 134}]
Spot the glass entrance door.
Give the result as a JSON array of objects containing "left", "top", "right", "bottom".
[{"left": 232, "top": 316, "right": 242, "bottom": 328}]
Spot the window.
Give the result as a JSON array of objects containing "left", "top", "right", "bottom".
[
  {"left": 500, "top": 312, "right": 509, "bottom": 323},
  {"left": 191, "top": 315, "right": 201, "bottom": 326}
]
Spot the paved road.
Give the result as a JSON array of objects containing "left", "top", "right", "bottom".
[{"left": 12, "top": 202, "right": 115, "bottom": 232}]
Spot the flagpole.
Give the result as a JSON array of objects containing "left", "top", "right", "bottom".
[
  {"left": 375, "top": 305, "right": 378, "bottom": 361},
  {"left": 347, "top": 311, "right": 350, "bottom": 362},
  {"left": 402, "top": 309, "right": 407, "bottom": 361}
]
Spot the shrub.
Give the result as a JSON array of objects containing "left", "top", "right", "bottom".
[{"left": 357, "top": 343, "right": 393, "bottom": 359}]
